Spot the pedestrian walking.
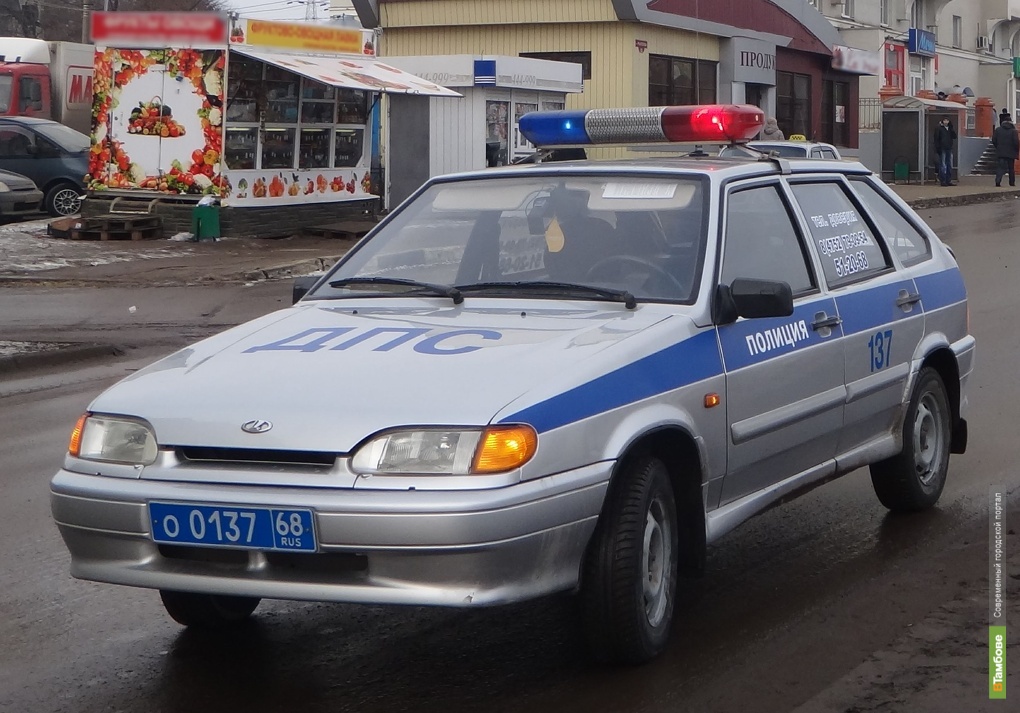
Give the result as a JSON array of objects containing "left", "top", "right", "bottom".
[
  {"left": 993, "top": 113, "right": 1020, "bottom": 187},
  {"left": 933, "top": 117, "right": 957, "bottom": 186},
  {"left": 1000, "top": 107, "right": 1010, "bottom": 126}
]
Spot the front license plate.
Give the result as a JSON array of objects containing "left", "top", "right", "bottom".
[{"left": 149, "top": 503, "right": 316, "bottom": 552}]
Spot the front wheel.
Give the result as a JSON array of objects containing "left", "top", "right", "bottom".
[
  {"left": 159, "top": 590, "right": 260, "bottom": 628},
  {"left": 870, "top": 367, "right": 952, "bottom": 512},
  {"left": 581, "top": 455, "right": 678, "bottom": 664},
  {"left": 45, "top": 183, "right": 83, "bottom": 217}
]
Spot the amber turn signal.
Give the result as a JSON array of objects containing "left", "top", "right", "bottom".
[
  {"left": 68, "top": 414, "right": 88, "bottom": 456},
  {"left": 704, "top": 393, "right": 721, "bottom": 408},
  {"left": 473, "top": 425, "right": 538, "bottom": 473}
]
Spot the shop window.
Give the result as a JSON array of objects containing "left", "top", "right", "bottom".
[
  {"left": 226, "top": 57, "right": 263, "bottom": 123},
  {"left": 262, "top": 127, "right": 295, "bottom": 169},
  {"left": 299, "top": 128, "right": 331, "bottom": 169},
  {"left": 514, "top": 101, "right": 538, "bottom": 154},
  {"left": 300, "top": 79, "right": 336, "bottom": 124},
  {"left": 224, "top": 127, "right": 258, "bottom": 169},
  {"left": 519, "top": 51, "right": 592, "bottom": 80},
  {"left": 337, "top": 89, "right": 368, "bottom": 124},
  {"left": 776, "top": 71, "right": 811, "bottom": 138},
  {"left": 265, "top": 66, "right": 298, "bottom": 123},
  {"left": 648, "top": 55, "right": 716, "bottom": 106},
  {"left": 334, "top": 128, "right": 364, "bottom": 168},
  {"left": 885, "top": 43, "right": 905, "bottom": 90},
  {"left": 486, "top": 100, "right": 509, "bottom": 166}
]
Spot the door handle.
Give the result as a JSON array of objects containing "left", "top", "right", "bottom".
[
  {"left": 811, "top": 313, "right": 842, "bottom": 331},
  {"left": 896, "top": 291, "right": 922, "bottom": 308}
]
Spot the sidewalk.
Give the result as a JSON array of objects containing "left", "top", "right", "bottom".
[{"left": 890, "top": 174, "right": 1020, "bottom": 210}]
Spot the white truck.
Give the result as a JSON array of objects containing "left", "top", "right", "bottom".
[{"left": 0, "top": 37, "right": 94, "bottom": 134}]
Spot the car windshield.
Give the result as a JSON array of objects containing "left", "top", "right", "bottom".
[
  {"left": 32, "top": 121, "right": 89, "bottom": 152},
  {"left": 313, "top": 174, "right": 709, "bottom": 304},
  {"left": 0, "top": 76, "right": 11, "bottom": 113}
]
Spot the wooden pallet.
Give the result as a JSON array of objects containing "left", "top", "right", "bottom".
[
  {"left": 305, "top": 220, "right": 377, "bottom": 240},
  {"left": 67, "top": 214, "right": 164, "bottom": 241}
]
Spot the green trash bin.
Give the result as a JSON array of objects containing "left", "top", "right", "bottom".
[
  {"left": 191, "top": 202, "right": 220, "bottom": 241},
  {"left": 894, "top": 159, "right": 910, "bottom": 182}
]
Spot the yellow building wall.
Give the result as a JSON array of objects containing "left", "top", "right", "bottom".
[
  {"left": 381, "top": 0, "right": 619, "bottom": 26},
  {"left": 377, "top": 1, "right": 720, "bottom": 158}
]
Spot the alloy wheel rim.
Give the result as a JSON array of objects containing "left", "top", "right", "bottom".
[{"left": 53, "top": 188, "right": 81, "bottom": 216}]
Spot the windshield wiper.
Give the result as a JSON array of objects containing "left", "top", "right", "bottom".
[
  {"left": 456, "top": 281, "right": 637, "bottom": 309},
  {"left": 327, "top": 277, "right": 463, "bottom": 304}
]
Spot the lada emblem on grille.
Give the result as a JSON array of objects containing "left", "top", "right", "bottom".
[{"left": 241, "top": 419, "right": 273, "bottom": 434}]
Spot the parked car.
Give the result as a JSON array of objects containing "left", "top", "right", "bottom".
[
  {"left": 0, "top": 116, "right": 88, "bottom": 216},
  {"left": 50, "top": 105, "right": 973, "bottom": 665},
  {"left": 719, "top": 140, "right": 844, "bottom": 160},
  {"left": 0, "top": 168, "right": 43, "bottom": 219}
]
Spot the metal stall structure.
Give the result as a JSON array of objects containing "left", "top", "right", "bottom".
[{"left": 881, "top": 96, "right": 969, "bottom": 183}]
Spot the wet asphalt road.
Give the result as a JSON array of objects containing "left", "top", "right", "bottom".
[{"left": 1, "top": 202, "right": 1017, "bottom": 713}]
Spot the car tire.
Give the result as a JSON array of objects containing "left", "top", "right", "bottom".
[
  {"left": 870, "top": 367, "right": 952, "bottom": 512},
  {"left": 159, "top": 590, "right": 260, "bottom": 628},
  {"left": 581, "top": 455, "right": 678, "bottom": 664},
  {"left": 44, "top": 183, "right": 82, "bottom": 217}
]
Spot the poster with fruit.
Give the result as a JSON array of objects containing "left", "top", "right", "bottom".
[
  {"left": 89, "top": 47, "right": 227, "bottom": 197},
  {"left": 222, "top": 167, "right": 377, "bottom": 207}
]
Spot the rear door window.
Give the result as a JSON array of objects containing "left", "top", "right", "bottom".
[
  {"left": 788, "top": 181, "right": 890, "bottom": 286},
  {"left": 850, "top": 179, "right": 932, "bottom": 265}
]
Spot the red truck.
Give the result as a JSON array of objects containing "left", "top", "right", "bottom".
[{"left": 0, "top": 38, "right": 94, "bottom": 134}]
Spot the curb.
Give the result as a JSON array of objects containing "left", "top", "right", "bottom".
[
  {"left": 240, "top": 256, "right": 342, "bottom": 282},
  {"left": 902, "top": 189, "right": 1020, "bottom": 211},
  {"left": 0, "top": 343, "right": 124, "bottom": 375}
]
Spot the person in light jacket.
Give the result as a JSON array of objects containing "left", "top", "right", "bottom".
[
  {"left": 992, "top": 113, "right": 1020, "bottom": 187},
  {"left": 761, "top": 117, "right": 785, "bottom": 140}
]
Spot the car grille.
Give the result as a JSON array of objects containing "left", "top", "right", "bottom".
[{"left": 175, "top": 446, "right": 339, "bottom": 467}]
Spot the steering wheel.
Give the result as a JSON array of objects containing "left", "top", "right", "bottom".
[{"left": 585, "top": 255, "right": 686, "bottom": 294}]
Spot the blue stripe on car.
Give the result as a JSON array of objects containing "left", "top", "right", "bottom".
[
  {"left": 500, "top": 329, "right": 723, "bottom": 433},
  {"left": 834, "top": 279, "right": 918, "bottom": 335},
  {"left": 915, "top": 268, "right": 966, "bottom": 311}
]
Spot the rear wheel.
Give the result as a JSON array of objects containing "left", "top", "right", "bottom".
[
  {"left": 159, "top": 590, "right": 260, "bottom": 628},
  {"left": 870, "top": 367, "right": 951, "bottom": 512},
  {"left": 44, "top": 183, "right": 82, "bottom": 217},
  {"left": 582, "top": 455, "right": 678, "bottom": 664}
]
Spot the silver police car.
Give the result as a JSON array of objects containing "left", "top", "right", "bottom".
[{"left": 50, "top": 106, "right": 974, "bottom": 664}]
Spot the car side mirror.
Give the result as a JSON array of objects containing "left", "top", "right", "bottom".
[
  {"left": 730, "top": 278, "right": 794, "bottom": 319},
  {"left": 292, "top": 275, "right": 319, "bottom": 304}
]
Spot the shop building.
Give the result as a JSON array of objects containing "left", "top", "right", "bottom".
[
  {"left": 353, "top": 0, "right": 859, "bottom": 147},
  {"left": 380, "top": 54, "right": 584, "bottom": 206},
  {"left": 86, "top": 12, "right": 456, "bottom": 237}
]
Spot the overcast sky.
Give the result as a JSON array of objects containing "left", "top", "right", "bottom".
[{"left": 225, "top": 0, "right": 357, "bottom": 23}]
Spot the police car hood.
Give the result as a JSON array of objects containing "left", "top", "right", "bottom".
[{"left": 90, "top": 300, "right": 690, "bottom": 452}]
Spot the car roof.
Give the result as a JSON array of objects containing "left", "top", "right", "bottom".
[
  {"left": 748, "top": 140, "right": 839, "bottom": 150},
  {"left": 434, "top": 155, "right": 870, "bottom": 184},
  {"left": 0, "top": 116, "right": 54, "bottom": 125}
]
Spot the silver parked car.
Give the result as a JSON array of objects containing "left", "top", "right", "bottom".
[
  {"left": 51, "top": 106, "right": 973, "bottom": 665},
  {"left": 719, "top": 139, "right": 844, "bottom": 160}
]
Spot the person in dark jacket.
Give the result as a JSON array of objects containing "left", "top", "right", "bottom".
[
  {"left": 992, "top": 113, "right": 1020, "bottom": 187},
  {"left": 933, "top": 117, "right": 957, "bottom": 186}
]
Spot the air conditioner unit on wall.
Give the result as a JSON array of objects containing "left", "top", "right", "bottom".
[{"left": 977, "top": 35, "right": 991, "bottom": 50}]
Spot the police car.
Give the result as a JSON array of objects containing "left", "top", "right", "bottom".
[{"left": 50, "top": 105, "right": 974, "bottom": 665}]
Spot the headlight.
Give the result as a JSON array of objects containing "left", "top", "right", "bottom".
[
  {"left": 69, "top": 413, "right": 158, "bottom": 465},
  {"left": 0, "top": 181, "right": 10, "bottom": 193},
  {"left": 351, "top": 425, "right": 538, "bottom": 475}
]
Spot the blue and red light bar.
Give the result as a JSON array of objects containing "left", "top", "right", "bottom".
[{"left": 518, "top": 104, "right": 765, "bottom": 147}]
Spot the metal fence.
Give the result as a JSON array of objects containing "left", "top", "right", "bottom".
[{"left": 859, "top": 97, "right": 882, "bottom": 131}]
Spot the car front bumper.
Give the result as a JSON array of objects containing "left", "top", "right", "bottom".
[
  {"left": 0, "top": 189, "right": 43, "bottom": 217},
  {"left": 50, "top": 463, "right": 611, "bottom": 607}
]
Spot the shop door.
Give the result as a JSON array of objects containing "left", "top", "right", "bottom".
[
  {"left": 821, "top": 81, "right": 849, "bottom": 146},
  {"left": 745, "top": 83, "right": 765, "bottom": 110},
  {"left": 109, "top": 65, "right": 170, "bottom": 189}
]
